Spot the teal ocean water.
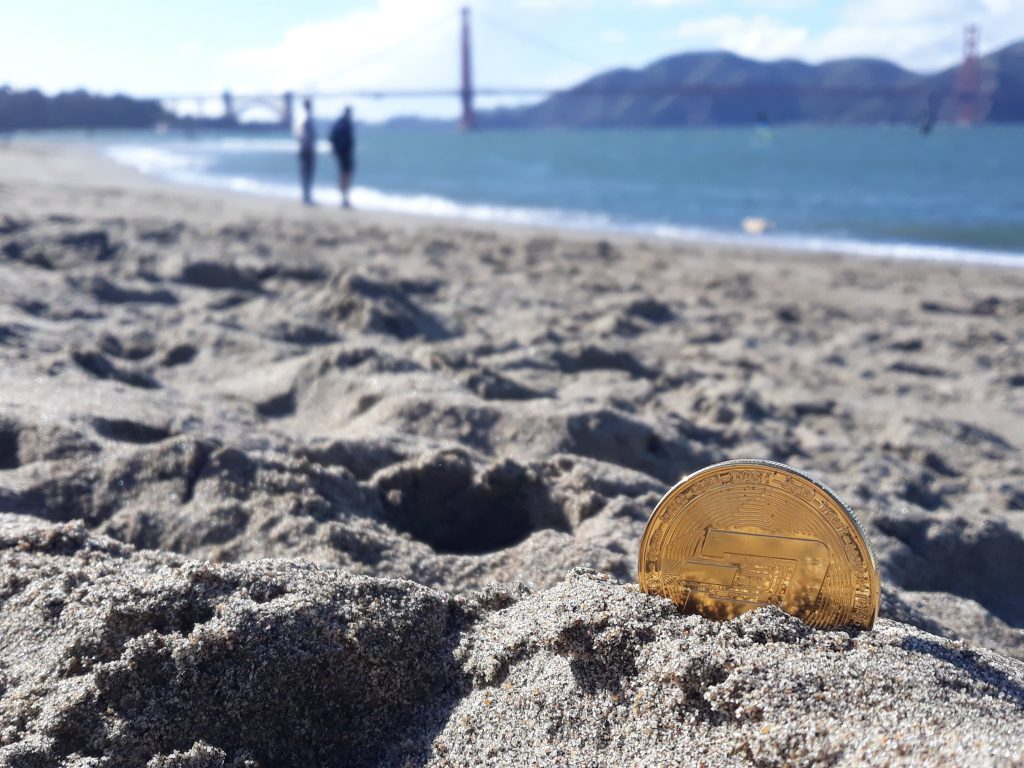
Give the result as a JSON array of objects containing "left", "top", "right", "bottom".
[{"left": 83, "top": 125, "right": 1024, "bottom": 263}]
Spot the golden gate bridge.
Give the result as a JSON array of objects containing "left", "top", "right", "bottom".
[{"left": 153, "top": 8, "right": 986, "bottom": 130}]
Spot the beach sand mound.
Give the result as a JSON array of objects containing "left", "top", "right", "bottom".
[
  {"left": 1, "top": 146, "right": 1024, "bottom": 765},
  {"left": 2, "top": 203, "right": 1023, "bottom": 657},
  {"left": 1, "top": 518, "right": 1021, "bottom": 768}
]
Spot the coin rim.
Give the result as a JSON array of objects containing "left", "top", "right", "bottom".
[{"left": 637, "top": 458, "right": 879, "bottom": 627}]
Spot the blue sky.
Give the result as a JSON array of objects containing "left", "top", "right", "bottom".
[{"left": 2, "top": 0, "right": 1021, "bottom": 121}]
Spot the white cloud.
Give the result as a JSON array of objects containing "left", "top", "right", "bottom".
[
  {"left": 635, "top": 0, "right": 708, "bottom": 6},
  {"left": 675, "top": 15, "right": 809, "bottom": 59},
  {"left": 516, "top": 0, "right": 593, "bottom": 7},
  {"left": 223, "top": 1, "right": 459, "bottom": 91},
  {"left": 637, "top": 0, "right": 813, "bottom": 10},
  {"left": 664, "top": 0, "right": 1024, "bottom": 71},
  {"left": 836, "top": 0, "right": 972, "bottom": 25},
  {"left": 742, "top": 0, "right": 815, "bottom": 8},
  {"left": 220, "top": 0, "right": 601, "bottom": 121},
  {"left": 983, "top": 0, "right": 1022, "bottom": 13},
  {"left": 805, "top": 0, "right": 1024, "bottom": 70},
  {"left": 804, "top": 22, "right": 959, "bottom": 70},
  {"left": 221, "top": 1, "right": 479, "bottom": 120},
  {"left": 177, "top": 40, "right": 202, "bottom": 59}
]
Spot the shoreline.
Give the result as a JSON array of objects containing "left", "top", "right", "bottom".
[{"left": 14, "top": 133, "right": 1024, "bottom": 269}]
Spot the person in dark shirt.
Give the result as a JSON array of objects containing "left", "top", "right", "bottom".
[
  {"left": 296, "top": 98, "right": 316, "bottom": 205},
  {"left": 330, "top": 106, "right": 355, "bottom": 208}
]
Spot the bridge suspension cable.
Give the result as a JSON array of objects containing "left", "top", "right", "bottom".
[
  {"left": 474, "top": 9, "right": 603, "bottom": 72},
  {"left": 308, "top": 8, "right": 459, "bottom": 95},
  {"left": 151, "top": 7, "right": 963, "bottom": 127}
]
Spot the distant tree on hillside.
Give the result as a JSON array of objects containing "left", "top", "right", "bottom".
[{"left": 0, "top": 87, "right": 170, "bottom": 130}]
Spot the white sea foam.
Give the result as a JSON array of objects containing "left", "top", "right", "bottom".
[
  {"left": 189, "top": 137, "right": 298, "bottom": 153},
  {"left": 105, "top": 141, "right": 1024, "bottom": 269},
  {"left": 106, "top": 144, "right": 211, "bottom": 175}
]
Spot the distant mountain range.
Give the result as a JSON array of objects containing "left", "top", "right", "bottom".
[
  {"left": 0, "top": 87, "right": 289, "bottom": 132},
  {"left": 4, "top": 41, "right": 1023, "bottom": 132},
  {"left": 0, "top": 87, "right": 168, "bottom": 131},
  {"left": 476, "top": 40, "right": 1024, "bottom": 128}
]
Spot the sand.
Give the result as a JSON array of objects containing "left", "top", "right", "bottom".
[{"left": 0, "top": 140, "right": 1022, "bottom": 766}]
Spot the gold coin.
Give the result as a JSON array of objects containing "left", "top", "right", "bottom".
[{"left": 638, "top": 459, "right": 879, "bottom": 629}]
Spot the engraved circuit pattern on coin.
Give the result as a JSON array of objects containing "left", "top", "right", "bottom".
[{"left": 638, "top": 459, "right": 879, "bottom": 629}]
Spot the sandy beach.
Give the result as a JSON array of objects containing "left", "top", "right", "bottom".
[{"left": 1, "top": 141, "right": 1023, "bottom": 766}]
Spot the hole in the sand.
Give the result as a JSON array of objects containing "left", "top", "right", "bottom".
[
  {"left": 0, "top": 422, "right": 20, "bottom": 469},
  {"left": 258, "top": 264, "right": 327, "bottom": 283},
  {"left": 645, "top": 435, "right": 667, "bottom": 457},
  {"left": 354, "top": 393, "right": 382, "bottom": 415},
  {"left": 2, "top": 241, "right": 24, "bottom": 260},
  {"left": 156, "top": 603, "right": 217, "bottom": 637},
  {"left": 626, "top": 297, "right": 674, "bottom": 323},
  {"left": 207, "top": 292, "right": 253, "bottom": 310},
  {"left": 375, "top": 452, "right": 564, "bottom": 554},
  {"left": 901, "top": 476, "right": 945, "bottom": 511},
  {"left": 0, "top": 215, "right": 28, "bottom": 234},
  {"left": 463, "top": 369, "right": 544, "bottom": 401},
  {"left": 248, "top": 581, "right": 288, "bottom": 603},
  {"left": 60, "top": 229, "right": 120, "bottom": 261},
  {"left": 0, "top": 323, "right": 29, "bottom": 346},
  {"left": 553, "top": 346, "right": 656, "bottom": 378},
  {"left": 179, "top": 260, "right": 262, "bottom": 292},
  {"left": 161, "top": 344, "right": 198, "bottom": 367},
  {"left": 72, "top": 349, "right": 161, "bottom": 389},
  {"left": 139, "top": 222, "right": 185, "bottom": 245},
  {"left": 256, "top": 390, "right": 297, "bottom": 419},
  {"left": 272, "top": 323, "right": 338, "bottom": 345},
  {"left": 100, "top": 333, "right": 156, "bottom": 361},
  {"left": 92, "top": 417, "right": 171, "bottom": 444},
  {"left": 17, "top": 299, "right": 49, "bottom": 317},
  {"left": 89, "top": 277, "right": 178, "bottom": 305}
]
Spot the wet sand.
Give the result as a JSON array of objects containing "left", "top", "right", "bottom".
[{"left": 1, "top": 141, "right": 1022, "bottom": 766}]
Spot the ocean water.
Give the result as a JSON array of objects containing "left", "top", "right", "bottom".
[{"left": 71, "top": 125, "right": 1024, "bottom": 263}]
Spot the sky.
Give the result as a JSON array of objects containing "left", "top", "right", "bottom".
[{"left": 1, "top": 0, "right": 1022, "bottom": 121}]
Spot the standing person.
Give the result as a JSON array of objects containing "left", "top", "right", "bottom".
[
  {"left": 297, "top": 98, "right": 316, "bottom": 205},
  {"left": 330, "top": 106, "right": 355, "bottom": 208}
]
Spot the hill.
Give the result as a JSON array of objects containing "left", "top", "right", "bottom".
[
  {"left": 479, "top": 41, "right": 1024, "bottom": 128},
  {"left": 0, "top": 87, "right": 171, "bottom": 131}
]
